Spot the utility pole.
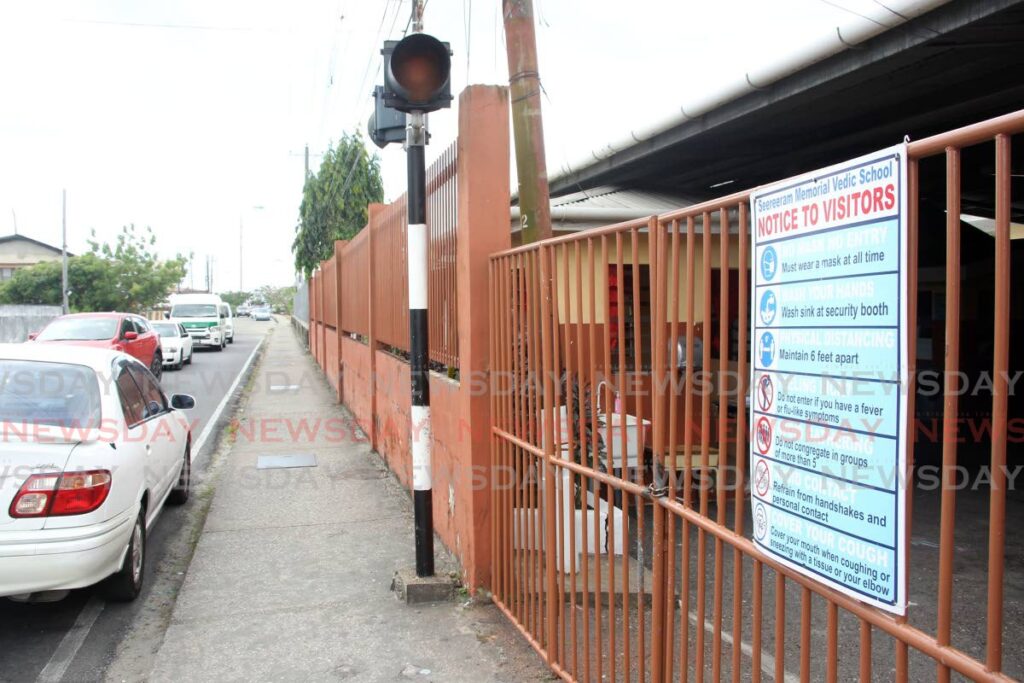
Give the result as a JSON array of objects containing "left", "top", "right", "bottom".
[
  {"left": 372, "top": 0, "right": 451, "bottom": 580},
  {"left": 11, "top": 209, "right": 17, "bottom": 235},
  {"left": 239, "top": 217, "right": 243, "bottom": 291},
  {"left": 406, "top": 0, "right": 433, "bottom": 578},
  {"left": 503, "top": 0, "right": 552, "bottom": 244},
  {"left": 304, "top": 144, "right": 310, "bottom": 179},
  {"left": 61, "top": 190, "right": 69, "bottom": 314}
]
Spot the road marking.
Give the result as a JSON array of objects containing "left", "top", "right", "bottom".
[
  {"left": 35, "top": 598, "right": 104, "bottom": 683},
  {"left": 191, "top": 336, "right": 265, "bottom": 459}
]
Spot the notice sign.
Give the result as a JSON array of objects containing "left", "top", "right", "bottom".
[{"left": 750, "top": 144, "right": 908, "bottom": 615}]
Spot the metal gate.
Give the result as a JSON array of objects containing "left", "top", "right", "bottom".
[{"left": 489, "top": 110, "right": 1023, "bottom": 682}]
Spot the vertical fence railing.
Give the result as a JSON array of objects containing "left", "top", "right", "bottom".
[
  {"left": 366, "top": 155, "right": 459, "bottom": 373},
  {"left": 373, "top": 197, "right": 409, "bottom": 353},
  {"left": 340, "top": 227, "right": 370, "bottom": 339},
  {"left": 427, "top": 141, "right": 459, "bottom": 370},
  {"left": 489, "top": 109, "right": 1024, "bottom": 682}
]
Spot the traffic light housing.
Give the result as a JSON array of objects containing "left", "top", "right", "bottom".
[
  {"left": 382, "top": 33, "right": 452, "bottom": 113},
  {"left": 368, "top": 86, "right": 407, "bottom": 148}
]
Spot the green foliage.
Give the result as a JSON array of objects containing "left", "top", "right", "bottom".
[
  {"left": 0, "top": 225, "right": 187, "bottom": 313},
  {"left": 292, "top": 132, "right": 383, "bottom": 278},
  {"left": 219, "top": 290, "right": 250, "bottom": 308},
  {"left": 252, "top": 284, "right": 297, "bottom": 314}
]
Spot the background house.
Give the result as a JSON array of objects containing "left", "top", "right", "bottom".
[{"left": 0, "top": 233, "right": 71, "bottom": 281}]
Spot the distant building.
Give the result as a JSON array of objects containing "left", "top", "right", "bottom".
[{"left": 0, "top": 234, "right": 72, "bottom": 281}]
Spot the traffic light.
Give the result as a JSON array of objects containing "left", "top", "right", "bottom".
[
  {"left": 381, "top": 33, "right": 452, "bottom": 113},
  {"left": 368, "top": 86, "right": 407, "bottom": 148}
]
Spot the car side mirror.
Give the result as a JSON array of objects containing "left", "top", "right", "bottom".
[
  {"left": 123, "top": 331, "right": 138, "bottom": 340},
  {"left": 27, "top": 331, "right": 38, "bottom": 341},
  {"left": 163, "top": 312, "right": 170, "bottom": 319},
  {"left": 170, "top": 394, "right": 195, "bottom": 410}
]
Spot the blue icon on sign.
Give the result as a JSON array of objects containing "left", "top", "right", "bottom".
[
  {"left": 759, "top": 332, "right": 775, "bottom": 368},
  {"left": 760, "top": 246, "right": 778, "bottom": 281},
  {"left": 759, "top": 290, "right": 777, "bottom": 326}
]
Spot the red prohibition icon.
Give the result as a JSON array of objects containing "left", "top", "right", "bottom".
[
  {"left": 755, "top": 416, "right": 773, "bottom": 455},
  {"left": 757, "top": 374, "right": 774, "bottom": 412},
  {"left": 755, "top": 459, "right": 771, "bottom": 497}
]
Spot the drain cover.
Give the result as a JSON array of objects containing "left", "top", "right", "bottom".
[{"left": 257, "top": 453, "right": 318, "bottom": 469}]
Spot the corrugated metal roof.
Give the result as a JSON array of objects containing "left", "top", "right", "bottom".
[{"left": 549, "top": 186, "right": 695, "bottom": 212}]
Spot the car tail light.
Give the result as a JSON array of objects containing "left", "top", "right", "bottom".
[{"left": 9, "top": 470, "right": 112, "bottom": 518}]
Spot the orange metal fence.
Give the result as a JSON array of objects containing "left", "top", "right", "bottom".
[
  {"left": 340, "top": 228, "right": 369, "bottom": 337},
  {"left": 489, "top": 110, "right": 1023, "bottom": 682},
  {"left": 315, "top": 143, "right": 459, "bottom": 369},
  {"left": 365, "top": 142, "right": 458, "bottom": 368}
]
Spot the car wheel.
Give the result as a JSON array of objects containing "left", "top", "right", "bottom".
[
  {"left": 214, "top": 341, "right": 223, "bottom": 352},
  {"left": 186, "top": 350, "right": 193, "bottom": 365},
  {"left": 168, "top": 443, "right": 191, "bottom": 505},
  {"left": 150, "top": 353, "right": 163, "bottom": 380},
  {"left": 228, "top": 335, "right": 234, "bottom": 344},
  {"left": 102, "top": 508, "right": 145, "bottom": 601}
]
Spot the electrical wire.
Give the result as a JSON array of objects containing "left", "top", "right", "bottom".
[
  {"left": 464, "top": 0, "right": 472, "bottom": 79},
  {"left": 321, "top": 0, "right": 407, "bottom": 203}
]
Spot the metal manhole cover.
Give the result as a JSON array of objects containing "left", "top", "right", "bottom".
[{"left": 257, "top": 453, "right": 318, "bottom": 469}]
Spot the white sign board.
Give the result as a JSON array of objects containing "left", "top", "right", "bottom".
[{"left": 749, "top": 144, "right": 909, "bottom": 615}]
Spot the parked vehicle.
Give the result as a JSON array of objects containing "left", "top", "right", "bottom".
[
  {"left": 0, "top": 344, "right": 195, "bottom": 602},
  {"left": 236, "top": 304, "right": 250, "bottom": 317},
  {"left": 151, "top": 322, "right": 193, "bottom": 370},
  {"left": 30, "top": 313, "right": 163, "bottom": 380},
  {"left": 167, "top": 294, "right": 226, "bottom": 351},
  {"left": 251, "top": 306, "right": 272, "bottom": 321},
  {"left": 219, "top": 302, "right": 235, "bottom": 344}
]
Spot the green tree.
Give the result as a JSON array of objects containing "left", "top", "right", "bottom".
[
  {"left": 252, "top": 284, "right": 297, "bottom": 314},
  {"left": 292, "top": 132, "right": 383, "bottom": 278},
  {"left": 218, "top": 290, "right": 250, "bottom": 308},
  {"left": 0, "top": 225, "right": 187, "bottom": 312}
]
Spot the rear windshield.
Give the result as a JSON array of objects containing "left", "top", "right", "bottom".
[
  {"left": 152, "top": 323, "right": 178, "bottom": 337},
  {"left": 171, "top": 304, "right": 218, "bottom": 318},
  {"left": 36, "top": 317, "right": 117, "bottom": 341},
  {"left": 0, "top": 360, "right": 102, "bottom": 427}
]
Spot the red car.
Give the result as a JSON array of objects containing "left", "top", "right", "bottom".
[{"left": 30, "top": 313, "right": 164, "bottom": 380}]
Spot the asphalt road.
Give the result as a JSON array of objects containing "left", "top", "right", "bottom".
[{"left": 0, "top": 317, "right": 273, "bottom": 683}]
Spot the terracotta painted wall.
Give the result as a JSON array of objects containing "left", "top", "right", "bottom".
[
  {"left": 340, "top": 336, "right": 373, "bottom": 438},
  {"left": 324, "top": 327, "right": 339, "bottom": 392},
  {"left": 373, "top": 350, "right": 411, "bottom": 484},
  {"left": 370, "top": 350, "right": 480, "bottom": 583}
]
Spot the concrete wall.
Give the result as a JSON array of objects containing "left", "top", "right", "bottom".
[
  {"left": 340, "top": 336, "right": 373, "bottom": 438},
  {"left": 0, "top": 305, "right": 61, "bottom": 342}
]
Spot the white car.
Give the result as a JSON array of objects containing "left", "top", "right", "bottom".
[
  {"left": 151, "top": 321, "right": 194, "bottom": 370},
  {"left": 0, "top": 344, "right": 195, "bottom": 602}
]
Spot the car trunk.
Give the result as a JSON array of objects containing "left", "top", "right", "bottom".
[{"left": 0, "top": 437, "right": 78, "bottom": 531}]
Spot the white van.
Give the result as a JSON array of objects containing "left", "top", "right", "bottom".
[
  {"left": 168, "top": 294, "right": 227, "bottom": 351},
  {"left": 219, "top": 302, "right": 235, "bottom": 344}
]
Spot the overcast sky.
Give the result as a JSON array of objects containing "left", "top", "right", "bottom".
[{"left": 0, "top": 0, "right": 921, "bottom": 291}]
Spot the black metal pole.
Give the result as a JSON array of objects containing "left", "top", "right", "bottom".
[{"left": 407, "top": 112, "right": 434, "bottom": 577}]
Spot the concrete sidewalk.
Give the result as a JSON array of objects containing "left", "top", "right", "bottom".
[{"left": 147, "top": 324, "right": 550, "bottom": 682}]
